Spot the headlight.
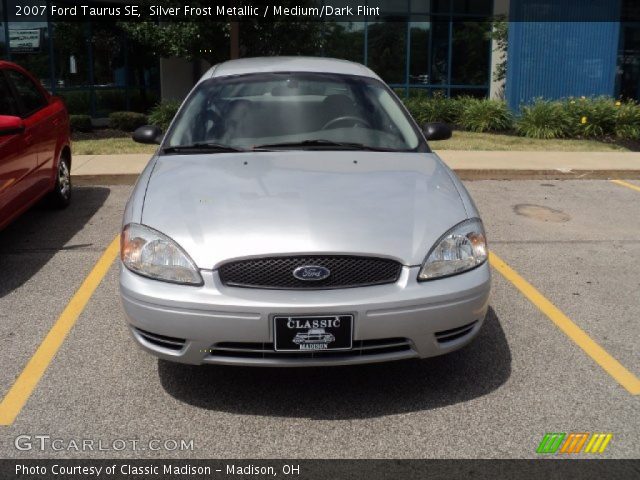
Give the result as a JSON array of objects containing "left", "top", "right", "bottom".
[
  {"left": 418, "top": 218, "right": 487, "bottom": 281},
  {"left": 121, "top": 223, "right": 203, "bottom": 285}
]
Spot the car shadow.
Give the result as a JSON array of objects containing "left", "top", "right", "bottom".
[
  {"left": 0, "top": 186, "right": 110, "bottom": 297},
  {"left": 158, "top": 307, "right": 511, "bottom": 419}
]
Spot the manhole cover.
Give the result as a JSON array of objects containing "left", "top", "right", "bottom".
[{"left": 513, "top": 204, "right": 570, "bottom": 222}]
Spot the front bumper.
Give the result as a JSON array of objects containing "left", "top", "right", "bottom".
[{"left": 119, "top": 263, "right": 491, "bottom": 366}]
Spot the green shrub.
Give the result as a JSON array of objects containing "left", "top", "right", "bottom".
[
  {"left": 148, "top": 101, "right": 181, "bottom": 131},
  {"left": 458, "top": 98, "right": 513, "bottom": 133},
  {"left": 403, "top": 93, "right": 462, "bottom": 126},
  {"left": 516, "top": 99, "right": 572, "bottom": 139},
  {"left": 403, "top": 97, "right": 430, "bottom": 125},
  {"left": 614, "top": 101, "right": 640, "bottom": 140},
  {"left": 403, "top": 96, "right": 513, "bottom": 132},
  {"left": 403, "top": 94, "right": 635, "bottom": 139},
  {"left": 108, "top": 111, "right": 148, "bottom": 132},
  {"left": 564, "top": 97, "right": 617, "bottom": 138},
  {"left": 69, "top": 114, "right": 92, "bottom": 132}
]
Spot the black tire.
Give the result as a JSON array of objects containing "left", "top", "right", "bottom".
[{"left": 47, "top": 156, "right": 71, "bottom": 209}]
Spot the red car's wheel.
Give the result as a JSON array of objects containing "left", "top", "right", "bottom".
[{"left": 48, "top": 156, "right": 71, "bottom": 208}]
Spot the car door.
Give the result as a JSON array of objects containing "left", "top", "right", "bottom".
[
  {"left": 0, "top": 69, "right": 32, "bottom": 226},
  {"left": 4, "top": 68, "right": 56, "bottom": 195}
]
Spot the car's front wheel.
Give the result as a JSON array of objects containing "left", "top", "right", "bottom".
[{"left": 48, "top": 156, "right": 71, "bottom": 208}]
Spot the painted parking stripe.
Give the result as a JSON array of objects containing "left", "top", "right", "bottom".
[
  {"left": 610, "top": 179, "right": 640, "bottom": 193},
  {"left": 0, "top": 236, "right": 120, "bottom": 426},
  {"left": 489, "top": 251, "right": 640, "bottom": 395}
]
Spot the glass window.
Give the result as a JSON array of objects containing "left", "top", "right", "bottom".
[
  {"left": 409, "top": 20, "right": 430, "bottom": 85},
  {"left": 126, "top": 38, "right": 161, "bottom": 113},
  {"left": 617, "top": 21, "right": 640, "bottom": 100},
  {"left": 52, "top": 17, "right": 160, "bottom": 116},
  {"left": 0, "top": 73, "right": 20, "bottom": 115},
  {"left": 5, "top": 68, "right": 48, "bottom": 115},
  {"left": 450, "top": 19, "right": 491, "bottom": 85},
  {"left": 411, "top": 0, "right": 450, "bottom": 14},
  {"left": 323, "top": 22, "right": 365, "bottom": 63},
  {"left": 367, "top": 21, "right": 407, "bottom": 84},
  {"left": 165, "top": 72, "right": 422, "bottom": 151},
  {"left": 91, "top": 22, "right": 125, "bottom": 87},
  {"left": 238, "top": 23, "right": 324, "bottom": 58},
  {"left": 452, "top": 0, "right": 493, "bottom": 15},
  {"left": 429, "top": 19, "right": 449, "bottom": 85},
  {"left": 52, "top": 20, "right": 90, "bottom": 88}
]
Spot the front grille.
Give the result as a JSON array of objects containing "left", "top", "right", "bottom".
[
  {"left": 435, "top": 321, "right": 478, "bottom": 344},
  {"left": 134, "top": 328, "right": 186, "bottom": 352},
  {"left": 207, "top": 338, "right": 412, "bottom": 360},
  {"left": 218, "top": 255, "right": 402, "bottom": 289}
]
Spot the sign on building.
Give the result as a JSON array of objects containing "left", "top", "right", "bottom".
[{"left": 9, "top": 29, "right": 42, "bottom": 53}]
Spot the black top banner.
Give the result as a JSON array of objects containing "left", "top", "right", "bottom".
[{"left": 6, "top": 0, "right": 639, "bottom": 23}]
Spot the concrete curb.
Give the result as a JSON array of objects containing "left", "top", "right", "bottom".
[
  {"left": 71, "top": 151, "right": 640, "bottom": 184},
  {"left": 73, "top": 170, "right": 640, "bottom": 186},
  {"left": 453, "top": 169, "right": 640, "bottom": 180},
  {"left": 74, "top": 174, "right": 141, "bottom": 186}
]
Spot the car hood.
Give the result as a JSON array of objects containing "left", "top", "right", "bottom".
[{"left": 141, "top": 151, "right": 468, "bottom": 268}]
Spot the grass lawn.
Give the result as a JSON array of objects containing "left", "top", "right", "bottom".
[
  {"left": 72, "top": 129, "right": 630, "bottom": 155},
  {"left": 73, "top": 137, "right": 157, "bottom": 155},
  {"left": 433, "top": 131, "right": 629, "bottom": 151}
]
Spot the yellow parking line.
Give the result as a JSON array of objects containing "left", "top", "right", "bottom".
[
  {"left": 0, "top": 236, "right": 120, "bottom": 426},
  {"left": 611, "top": 179, "right": 640, "bottom": 193},
  {"left": 489, "top": 251, "right": 640, "bottom": 395}
]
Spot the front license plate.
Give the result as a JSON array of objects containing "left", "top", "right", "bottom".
[{"left": 273, "top": 315, "right": 353, "bottom": 352}]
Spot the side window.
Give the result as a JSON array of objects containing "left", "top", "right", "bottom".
[
  {"left": 5, "top": 69, "right": 47, "bottom": 117},
  {"left": 0, "top": 73, "right": 20, "bottom": 116}
]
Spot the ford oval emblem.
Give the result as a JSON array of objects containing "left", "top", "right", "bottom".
[{"left": 293, "top": 265, "right": 331, "bottom": 281}]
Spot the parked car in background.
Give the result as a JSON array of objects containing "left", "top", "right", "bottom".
[
  {"left": 120, "top": 57, "right": 490, "bottom": 367},
  {"left": 0, "top": 61, "right": 71, "bottom": 231}
]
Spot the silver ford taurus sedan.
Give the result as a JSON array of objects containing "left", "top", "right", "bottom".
[{"left": 120, "top": 57, "right": 490, "bottom": 366}]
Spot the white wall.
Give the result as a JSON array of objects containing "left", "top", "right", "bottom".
[
  {"left": 160, "top": 57, "right": 211, "bottom": 102},
  {"left": 490, "top": 0, "right": 510, "bottom": 99}
]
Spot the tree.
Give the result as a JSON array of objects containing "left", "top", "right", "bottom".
[
  {"left": 119, "top": 0, "right": 324, "bottom": 64},
  {"left": 119, "top": 7, "right": 228, "bottom": 64},
  {"left": 490, "top": 15, "right": 508, "bottom": 83}
]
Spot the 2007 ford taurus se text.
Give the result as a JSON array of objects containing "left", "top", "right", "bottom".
[{"left": 119, "top": 57, "right": 490, "bottom": 366}]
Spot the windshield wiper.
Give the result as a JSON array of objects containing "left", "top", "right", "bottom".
[
  {"left": 162, "top": 142, "right": 245, "bottom": 154},
  {"left": 252, "top": 140, "right": 400, "bottom": 151}
]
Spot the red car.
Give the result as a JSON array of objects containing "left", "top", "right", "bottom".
[{"left": 0, "top": 61, "right": 71, "bottom": 230}]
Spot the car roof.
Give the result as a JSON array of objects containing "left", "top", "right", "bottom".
[
  {"left": 0, "top": 61, "right": 51, "bottom": 96},
  {"left": 201, "top": 56, "right": 381, "bottom": 83},
  {"left": 0, "top": 60, "right": 26, "bottom": 70}
]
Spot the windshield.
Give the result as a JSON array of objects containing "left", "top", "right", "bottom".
[{"left": 164, "top": 72, "right": 423, "bottom": 152}]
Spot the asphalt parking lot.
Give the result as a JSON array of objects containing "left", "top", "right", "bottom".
[{"left": 0, "top": 179, "right": 638, "bottom": 459}]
